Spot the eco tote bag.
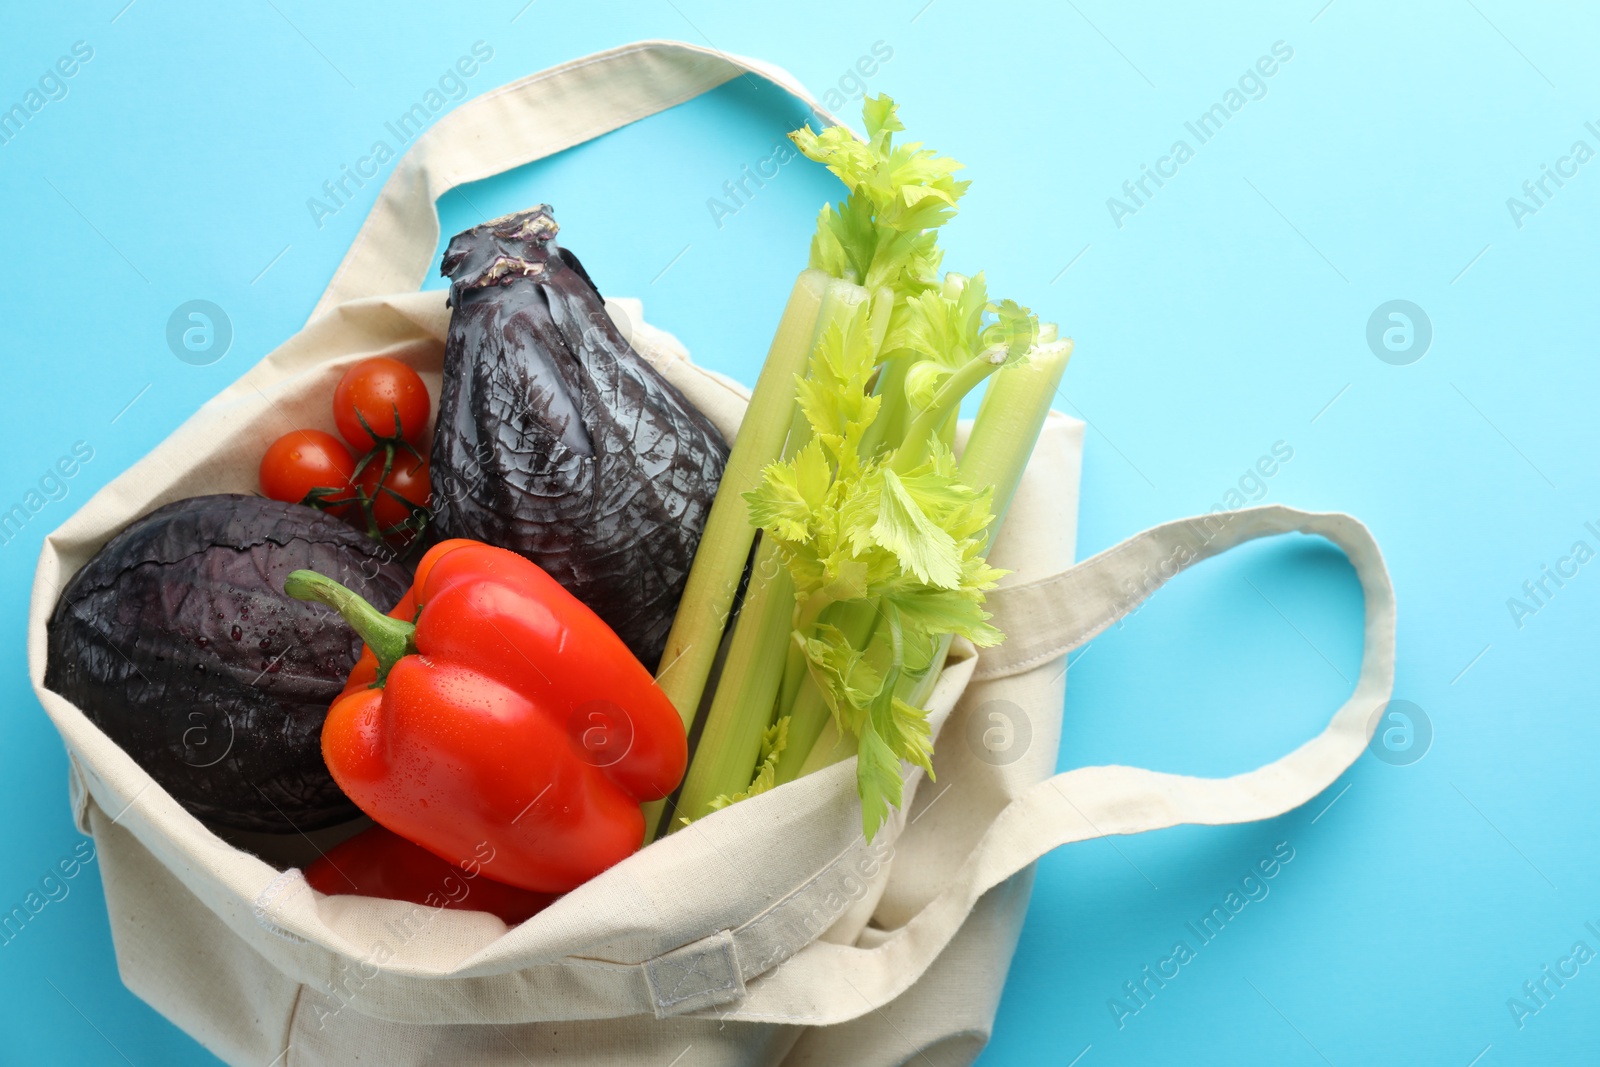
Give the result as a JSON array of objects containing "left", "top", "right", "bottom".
[{"left": 26, "top": 41, "right": 1395, "bottom": 1067}]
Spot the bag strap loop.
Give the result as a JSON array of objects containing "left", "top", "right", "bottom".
[
  {"left": 701, "top": 504, "right": 1395, "bottom": 1024},
  {"left": 308, "top": 40, "right": 844, "bottom": 322}
]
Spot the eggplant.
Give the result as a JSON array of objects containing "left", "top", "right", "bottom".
[
  {"left": 431, "top": 206, "right": 729, "bottom": 668},
  {"left": 44, "top": 495, "right": 410, "bottom": 833}
]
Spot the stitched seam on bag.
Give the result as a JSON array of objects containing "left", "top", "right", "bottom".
[
  {"left": 975, "top": 537, "right": 1147, "bottom": 680},
  {"left": 463, "top": 41, "right": 801, "bottom": 117},
  {"left": 737, "top": 834, "right": 867, "bottom": 930},
  {"left": 701, "top": 1007, "right": 828, "bottom": 1023},
  {"left": 977, "top": 512, "right": 1311, "bottom": 680},
  {"left": 975, "top": 565, "right": 1184, "bottom": 681},
  {"left": 730, "top": 832, "right": 892, "bottom": 977},
  {"left": 435, "top": 954, "right": 685, "bottom": 976},
  {"left": 973, "top": 645, "right": 1069, "bottom": 682},
  {"left": 983, "top": 524, "right": 1157, "bottom": 627},
  {"left": 550, "top": 838, "right": 881, "bottom": 985},
  {"left": 718, "top": 862, "right": 1051, "bottom": 1024},
  {"left": 253, "top": 870, "right": 311, "bottom": 946}
]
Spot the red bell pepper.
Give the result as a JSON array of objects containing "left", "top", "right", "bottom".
[
  {"left": 305, "top": 824, "right": 556, "bottom": 925},
  {"left": 286, "top": 539, "right": 687, "bottom": 893}
]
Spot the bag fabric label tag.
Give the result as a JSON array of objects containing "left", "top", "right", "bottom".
[{"left": 643, "top": 929, "right": 746, "bottom": 1017}]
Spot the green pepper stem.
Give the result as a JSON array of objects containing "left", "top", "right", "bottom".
[{"left": 284, "top": 569, "right": 416, "bottom": 686}]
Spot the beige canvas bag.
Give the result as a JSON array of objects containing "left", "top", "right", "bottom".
[{"left": 26, "top": 42, "right": 1396, "bottom": 1067}]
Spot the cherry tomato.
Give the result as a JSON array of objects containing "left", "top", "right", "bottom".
[
  {"left": 333, "top": 357, "right": 431, "bottom": 452},
  {"left": 356, "top": 452, "right": 431, "bottom": 531},
  {"left": 259, "top": 430, "right": 356, "bottom": 506}
]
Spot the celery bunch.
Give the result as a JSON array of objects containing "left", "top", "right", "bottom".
[{"left": 654, "top": 95, "right": 1070, "bottom": 841}]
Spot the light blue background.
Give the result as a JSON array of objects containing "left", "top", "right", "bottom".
[{"left": 2, "top": 1, "right": 1595, "bottom": 1063}]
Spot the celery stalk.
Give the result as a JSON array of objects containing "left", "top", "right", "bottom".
[
  {"left": 641, "top": 270, "right": 830, "bottom": 841},
  {"left": 653, "top": 269, "right": 831, "bottom": 724},
  {"left": 900, "top": 335, "right": 1074, "bottom": 712},
  {"left": 798, "top": 715, "right": 849, "bottom": 777},
  {"left": 661, "top": 279, "right": 874, "bottom": 831},
  {"left": 669, "top": 537, "right": 795, "bottom": 825},
  {"left": 959, "top": 337, "right": 1073, "bottom": 532}
]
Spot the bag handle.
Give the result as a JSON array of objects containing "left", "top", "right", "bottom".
[
  {"left": 308, "top": 40, "right": 845, "bottom": 321},
  {"left": 700, "top": 505, "right": 1395, "bottom": 1023}
]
